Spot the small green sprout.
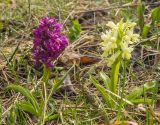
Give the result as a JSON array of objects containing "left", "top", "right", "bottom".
[{"left": 68, "top": 20, "right": 81, "bottom": 42}]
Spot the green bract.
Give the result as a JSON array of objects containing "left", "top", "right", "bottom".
[{"left": 101, "top": 20, "right": 139, "bottom": 67}]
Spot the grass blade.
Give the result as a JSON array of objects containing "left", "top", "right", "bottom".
[
  {"left": 137, "top": 0, "right": 144, "bottom": 34},
  {"left": 130, "top": 98, "right": 152, "bottom": 104},
  {"left": 0, "top": 99, "right": 1, "bottom": 125},
  {"left": 151, "top": 6, "right": 160, "bottom": 25},
  {"left": 47, "top": 65, "right": 74, "bottom": 101},
  {"left": 45, "top": 114, "right": 59, "bottom": 122},
  {"left": 100, "top": 71, "right": 111, "bottom": 89},
  {"left": 90, "top": 75, "right": 133, "bottom": 107}
]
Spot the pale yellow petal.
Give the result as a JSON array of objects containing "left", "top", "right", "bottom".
[{"left": 106, "top": 21, "right": 117, "bottom": 29}]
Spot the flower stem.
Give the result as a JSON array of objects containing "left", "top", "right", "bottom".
[
  {"left": 39, "top": 65, "right": 50, "bottom": 125},
  {"left": 117, "top": 60, "right": 126, "bottom": 120},
  {"left": 110, "top": 57, "right": 121, "bottom": 93},
  {"left": 41, "top": 81, "right": 47, "bottom": 125}
]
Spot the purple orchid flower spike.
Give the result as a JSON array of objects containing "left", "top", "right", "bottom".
[{"left": 32, "top": 16, "right": 68, "bottom": 68}]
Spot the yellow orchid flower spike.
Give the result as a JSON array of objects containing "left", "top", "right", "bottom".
[{"left": 101, "top": 20, "right": 139, "bottom": 67}]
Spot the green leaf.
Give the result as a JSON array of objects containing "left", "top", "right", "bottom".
[
  {"left": 90, "top": 75, "right": 114, "bottom": 108},
  {"left": 0, "top": 14, "right": 3, "bottom": 31},
  {"left": 130, "top": 98, "right": 152, "bottom": 104},
  {"left": 73, "top": 20, "right": 81, "bottom": 32},
  {"left": 68, "top": 20, "right": 81, "bottom": 42},
  {"left": 90, "top": 76, "right": 133, "bottom": 107},
  {"left": 0, "top": 21, "right": 2, "bottom": 31},
  {"left": 142, "top": 24, "right": 150, "bottom": 38},
  {"left": 47, "top": 65, "right": 74, "bottom": 101},
  {"left": 100, "top": 71, "right": 111, "bottom": 89},
  {"left": 52, "top": 65, "right": 74, "bottom": 93},
  {"left": 45, "top": 114, "right": 59, "bottom": 122},
  {"left": 90, "top": 76, "right": 115, "bottom": 107},
  {"left": 137, "top": 0, "right": 145, "bottom": 34},
  {"left": 7, "top": 106, "right": 17, "bottom": 125},
  {"left": 16, "top": 101, "right": 39, "bottom": 117},
  {"left": 127, "top": 81, "right": 157, "bottom": 100},
  {"left": 6, "top": 84, "right": 39, "bottom": 113},
  {"left": 151, "top": 6, "right": 160, "bottom": 25}
]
